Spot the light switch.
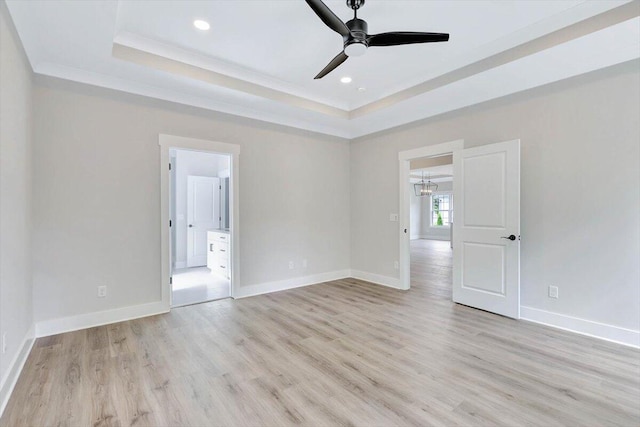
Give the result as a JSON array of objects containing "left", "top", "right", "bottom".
[{"left": 389, "top": 213, "right": 399, "bottom": 222}]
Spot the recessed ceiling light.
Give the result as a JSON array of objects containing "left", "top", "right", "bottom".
[
  {"left": 193, "top": 20, "right": 210, "bottom": 31},
  {"left": 357, "top": 87, "right": 366, "bottom": 92},
  {"left": 340, "top": 76, "right": 352, "bottom": 84}
]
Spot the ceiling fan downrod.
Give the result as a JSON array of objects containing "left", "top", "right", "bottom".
[{"left": 347, "top": 0, "right": 364, "bottom": 18}]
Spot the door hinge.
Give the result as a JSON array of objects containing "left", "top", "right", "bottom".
[
  {"left": 169, "top": 276, "right": 173, "bottom": 285},
  {"left": 169, "top": 163, "right": 172, "bottom": 170},
  {"left": 169, "top": 220, "right": 172, "bottom": 227}
]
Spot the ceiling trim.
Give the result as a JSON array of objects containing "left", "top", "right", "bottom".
[
  {"left": 111, "top": 0, "right": 638, "bottom": 122},
  {"left": 34, "top": 62, "right": 353, "bottom": 139},
  {"left": 112, "top": 42, "right": 349, "bottom": 119},
  {"left": 350, "top": 0, "right": 640, "bottom": 118}
]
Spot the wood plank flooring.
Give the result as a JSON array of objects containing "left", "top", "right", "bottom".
[{"left": 2, "top": 239, "right": 639, "bottom": 426}]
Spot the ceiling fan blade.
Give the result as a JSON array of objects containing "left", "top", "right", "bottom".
[
  {"left": 368, "top": 32, "right": 449, "bottom": 47},
  {"left": 305, "top": 0, "right": 351, "bottom": 37},
  {"left": 314, "top": 51, "right": 349, "bottom": 79}
]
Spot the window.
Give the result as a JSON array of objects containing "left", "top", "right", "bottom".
[{"left": 431, "top": 193, "right": 453, "bottom": 227}]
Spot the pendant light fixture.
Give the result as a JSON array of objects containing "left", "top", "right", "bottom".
[{"left": 414, "top": 171, "right": 438, "bottom": 197}]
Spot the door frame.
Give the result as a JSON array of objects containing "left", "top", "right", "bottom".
[
  {"left": 398, "top": 139, "right": 464, "bottom": 290},
  {"left": 159, "top": 134, "right": 241, "bottom": 310}
]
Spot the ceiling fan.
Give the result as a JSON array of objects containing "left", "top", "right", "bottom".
[{"left": 305, "top": 0, "right": 450, "bottom": 79}]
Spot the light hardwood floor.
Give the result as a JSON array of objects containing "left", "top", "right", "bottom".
[{"left": 2, "top": 239, "right": 639, "bottom": 426}]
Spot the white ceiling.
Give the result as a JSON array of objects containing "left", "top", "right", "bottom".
[
  {"left": 6, "top": 0, "right": 640, "bottom": 138},
  {"left": 410, "top": 164, "right": 453, "bottom": 183}
]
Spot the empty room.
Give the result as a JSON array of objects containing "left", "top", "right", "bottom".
[{"left": 1, "top": 0, "right": 639, "bottom": 426}]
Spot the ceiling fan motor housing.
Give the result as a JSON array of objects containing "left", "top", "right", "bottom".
[
  {"left": 347, "top": 0, "right": 365, "bottom": 10},
  {"left": 344, "top": 18, "right": 368, "bottom": 56},
  {"left": 346, "top": 18, "right": 368, "bottom": 39}
]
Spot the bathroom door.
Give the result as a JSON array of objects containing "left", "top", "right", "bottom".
[{"left": 187, "top": 175, "right": 220, "bottom": 267}]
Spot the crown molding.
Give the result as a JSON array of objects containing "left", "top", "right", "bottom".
[{"left": 350, "top": 0, "right": 640, "bottom": 118}]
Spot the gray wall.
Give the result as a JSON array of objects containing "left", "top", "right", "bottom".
[
  {"left": 0, "top": 2, "right": 33, "bottom": 395},
  {"left": 3, "top": 2, "right": 638, "bottom": 347},
  {"left": 31, "top": 79, "right": 351, "bottom": 323},
  {"left": 351, "top": 61, "right": 640, "bottom": 331}
]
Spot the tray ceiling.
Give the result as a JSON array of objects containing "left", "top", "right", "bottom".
[{"left": 6, "top": 0, "right": 640, "bottom": 138}]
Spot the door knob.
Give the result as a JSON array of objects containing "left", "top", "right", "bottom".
[
  {"left": 188, "top": 224, "right": 193, "bottom": 228},
  {"left": 501, "top": 234, "right": 517, "bottom": 241}
]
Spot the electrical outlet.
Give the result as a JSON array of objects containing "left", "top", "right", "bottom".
[
  {"left": 389, "top": 213, "right": 399, "bottom": 222},
  {"left": 289, "top": 261, "right": 294, "bottom": 270},
  {"left": 302, "top": 259, "right": 308, "bottom": 268},
  {"left": 2, "top": 332, "right": 6, "bottom": 354},
  {"left": 548, "top": 285, "right": 559, "bottom": 299},
  {"left": 97, "top": 285, "right": 107, "bottom": 298},
  {"left": 394, "top": 261, "right": 399, "bottom": 270}
]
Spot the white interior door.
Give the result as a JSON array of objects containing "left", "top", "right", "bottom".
[
  {"left": 453, "top": 139, "right": 520, "bottom": 318},
  {"left": 187, "top": 176, "right": 220, "bottom": 267}
]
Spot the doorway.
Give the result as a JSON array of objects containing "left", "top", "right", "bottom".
[
  {"left": 170, "top": 149, "right": 231, "bottom": 307},
  {"left": 399, "top": 139, "right": 521, "bottom": 319},
  {"left": 408, "top": 155, "right": 454, "bottom": 298},
  {"left": 159, "top": 134, "right": 241, "bottom": 311},
  {"left": 399, "top": 140, "right": 463, "bottom": 291}
]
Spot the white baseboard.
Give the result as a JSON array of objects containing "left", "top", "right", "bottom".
[
  {"left": 174, "top": 261, "right": 186, "bottom": 269},
  {"left": 350, "top": 270, "right": 404, "bottom": 290},
  {"left": 418, "top": 235, "right": 450, "bottom": 241},
  {"left": 521, "top": 306, "right": 640, "bottom": 348},
  {"left": 234, "top": 269, "right": 351, "bottom": 299},
  {"left": 0, "top": 323, "right": 35, "bottom": 418},
  {"left": 35, "top": 301, "right": 168, "bottom": 338}
]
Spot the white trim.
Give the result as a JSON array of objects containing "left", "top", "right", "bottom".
[
  {"left": 418, "top": 235, "right": 451, "bottom": 241},
  {"left": 521, "top": 306, "right": 640, "bottom": 348},
  {"left": 0, "top": 323, "right": 35, "bottom": 418},
  {"left": 398, "top": 140, "right": 465, "bottom": 161},
  {"left": 398, "top": 140, "right": 464, "bottom": 290},
  {"left": 34, "top": 63, "right": 352, "bottom": 139},
  {"left": 234, "top": 270, "right": 351, "bottom": 299},
  {"left": 35, "top": 301, "right": 168, "bottom": 338},
  {"left": 350, "top": 270, "right": 402, "bottom": 290},
  {"left": 112, "top": 41, "right": 349, "bottom": 117},
  {"left": 174, "top": 261, "right": 187, "bottom": 269},
  {"left": 159, "top": 134, "right": 241, "bottom": 308}
]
